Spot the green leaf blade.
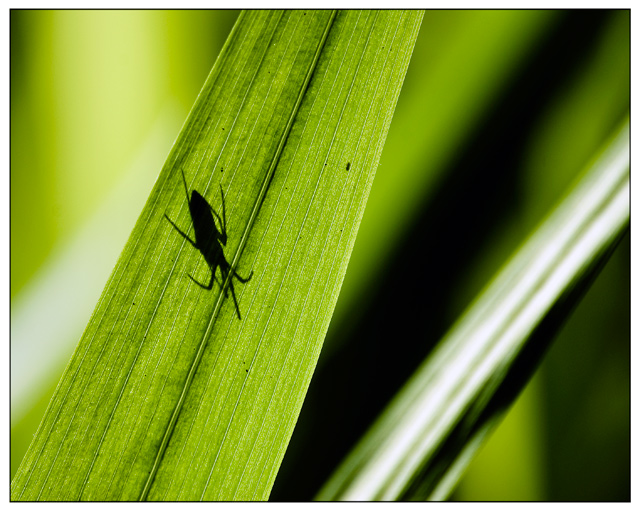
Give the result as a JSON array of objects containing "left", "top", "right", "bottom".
[
  {"left": 149, "top": 11, "right": 423, "bottom": 501},
  {"left": 11, "top": 9, "right": 423, "bottom": 501}
]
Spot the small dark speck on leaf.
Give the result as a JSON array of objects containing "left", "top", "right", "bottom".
[
  {"left": 346, "top": 162, "right": 350, "bottom": 171},
  {"left": 245, "top": 369, "right": 248, "bottom": 372}
]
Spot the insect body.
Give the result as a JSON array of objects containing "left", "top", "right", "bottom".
[{"left": 164, "top": 170, "right": 252, "bottom": 319}]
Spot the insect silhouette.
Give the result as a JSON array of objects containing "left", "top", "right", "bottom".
[{"left": 164, "top": 170, "right": 252, "bottom": 319}]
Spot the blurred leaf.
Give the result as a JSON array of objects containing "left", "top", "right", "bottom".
[
  {"left": 11, "top": 10, "right": 423, "bottom": 501},
  {"left": 11, "top": 110, "right": 181, "bottom": 427},
  {"left": 454, "top": 11, "right": 629, "bottom": 500},
  {"left": 10, "top": 11, "right": 238, "bottom": 298},
  {"left": 327, "top": 10, "right": 555, "bottom": 344},
  {"left": 317, "top": 120, "right": 629, "bottom": 501}
]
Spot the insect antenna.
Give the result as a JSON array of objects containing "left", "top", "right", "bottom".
[
  {"left": 180, "top": 169, "right": 191, "bottom": 202},
  {"left": 219, "top": 185, "right": 227, "bottom": 233}
]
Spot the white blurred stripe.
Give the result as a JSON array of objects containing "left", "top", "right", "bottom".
[{"left": 11, "top": 105, "right": 182, "bottom": 425}]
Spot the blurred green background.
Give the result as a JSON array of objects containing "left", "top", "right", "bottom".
[{"left": 10, "top": 10, "right": 629, "bottom": 501}]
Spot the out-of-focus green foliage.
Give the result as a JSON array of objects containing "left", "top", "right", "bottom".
[
  {"left": 11, "top": 11, "right": 238, "bottom": 297},
  {"left": 317, "top": 120, "right": 629, "bottom": 500},
  {"left": 11, "top": 10, "right": 629, "bottom": 501},
  {"left": 452, "top": 10, "right": 630, "bottom": 501},
  {"left": 327, "top": 10, "right": 554, "bottom": 343}
]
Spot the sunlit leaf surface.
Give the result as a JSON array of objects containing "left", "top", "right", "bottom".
[{"left": 11, "top": 10, "right": 423, "bottom": 501}]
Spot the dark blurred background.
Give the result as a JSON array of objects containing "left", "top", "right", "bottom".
[{"left": 11, "top": 10, "right": 629, "bottom": 501}]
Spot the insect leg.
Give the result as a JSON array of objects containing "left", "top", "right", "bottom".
[
  {"left": 232, "top": 268, "right": 253, "bottom": 283},
  {"left": 187, "top": 261, "right": 224, "bottom": 291},
  {"left": 218, "top": 264, "right": 231, "bottom": 297},
  {"left": 164, "top": 214, "right": 197, "bottom": 249},
  {"left": 210, "top": 262, "right": 225, "bottom": 290},
  {"left": 187, "top": 272, "right": 213, "bottom": 290},
  {"left": 227, "top": 280, "right": 242, "bottom": 320}
]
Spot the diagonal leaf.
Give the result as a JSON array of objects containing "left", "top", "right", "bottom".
[
  {"left": 317, "top": 119, "right": 629, "bottom": 501},
  {"left": 11, "top": 9, "right": 424, "bottom": 501}
]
